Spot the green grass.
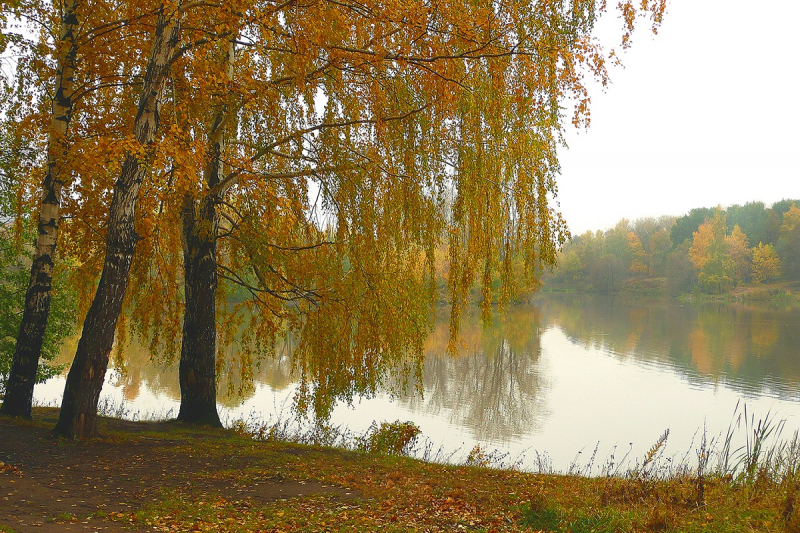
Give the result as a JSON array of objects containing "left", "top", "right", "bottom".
[
  {"left": 50, "top": 512, "right": 78, "bottom": 523},
  {"left": 521, "top": 502, "right": 562, "bottom": 531}
]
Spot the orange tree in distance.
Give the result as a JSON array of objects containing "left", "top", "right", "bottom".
[{"left": 690, "top": 209, "right": 736, "bottom": 294}]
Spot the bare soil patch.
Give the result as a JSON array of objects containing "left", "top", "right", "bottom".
[{"left": 0, "top": 408, "right": 354, "bottom": 533}]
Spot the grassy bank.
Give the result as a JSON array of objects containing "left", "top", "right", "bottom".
[{"left": 3, "top": 409, "right": 800, "bottom": 532}]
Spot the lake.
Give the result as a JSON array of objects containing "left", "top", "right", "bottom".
[{"left": 34, "top": 293, "right": 800, "bottom": 473}]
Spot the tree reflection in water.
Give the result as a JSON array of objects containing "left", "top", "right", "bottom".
[
  {"left": 400, "top": 305, "right": 550, "bottom": 442},
  {"left": 539, "top": 294, "right": 800, "bottom": 400},
  {"left": 49, "top": 294, "right": 800, "bottom": 440}
]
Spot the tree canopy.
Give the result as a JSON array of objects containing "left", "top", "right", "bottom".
[
  {"left": 547, "top": 199, "right": 800, "bottom": 295},
  {"left": 2, "top": 0, "right": 666, "bottom": 433}
]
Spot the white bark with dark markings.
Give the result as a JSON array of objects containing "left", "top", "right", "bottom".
[
  {"left": 54, "top": 3, "right": 183, "bottom": 439},
  {"left": 2, "top": 0, "right": 80, "bottom": 418}
]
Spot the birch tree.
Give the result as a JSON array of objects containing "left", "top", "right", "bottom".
[
  {"left": 54, "top": 2, "right": 186, "bottom": 438},
  {"left": 0, "top": 0, "right": 80, "bottom": 417},
  {"left": 4, "top": 0, "right": 667, "bottom": 431},
  {"left": 153, "top": 0, "right": 668, "bottom": 421}
]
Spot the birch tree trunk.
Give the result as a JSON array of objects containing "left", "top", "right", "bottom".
[
  {"left": 176, "top": 41, "right": 234, "bottom": 427},
  {"left": 1, "top": 0, "right": 79, "bottom": 418},
  {"left": 178, "top": 190, "right": 222, "bottom": 427},
  {"left": 54, "top": 3, "right": 182, "bottom": 439}
]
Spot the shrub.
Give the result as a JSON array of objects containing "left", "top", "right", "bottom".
[{"left": 360, "top": 420, "right": 421, "bottom": 456}]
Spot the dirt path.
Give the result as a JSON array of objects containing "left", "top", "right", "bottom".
[{"left": 0, "top": 410, "right": 354, "bottom": 533}]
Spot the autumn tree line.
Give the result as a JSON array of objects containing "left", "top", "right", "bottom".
[
  {"left": 546, "top": 200, "right": 800, "bottom": 295},
  {"left": 0, "top": 0, "right": 667, "bottom": 437}
]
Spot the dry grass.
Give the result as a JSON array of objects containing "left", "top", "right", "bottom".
[{"left": 9, "top": 402, "right": 800, "bottom": 532}]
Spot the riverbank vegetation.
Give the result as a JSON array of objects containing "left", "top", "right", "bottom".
[
  {"left": 544, "top": 200, "right": 800, "bottom": 302},
  {"left": 4, "top": 407, "right": 800, "bottom": 532}
]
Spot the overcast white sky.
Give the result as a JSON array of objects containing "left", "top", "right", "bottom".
[{"left": 556, "top": 0, "right": 800, "bottom": 235}]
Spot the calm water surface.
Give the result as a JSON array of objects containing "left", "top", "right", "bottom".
[{"left": 35, "top": 294, "right": 800, "bottom": 472}]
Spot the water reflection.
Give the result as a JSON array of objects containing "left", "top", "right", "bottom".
[
  {"left": 51, "top": 304, "right": 551, "bottom": 440},
  {"left": 52, "top": 329, "right": 297, "bottom": 409},
  {"left": 539, "top": 294, "right": 800, "bottom": 401},
  {"left": 402, "top": 305, "right": 549, "bottom": 442},
  {"left": 40, "top": 294, "right": 800, "bottom": 470},
  {"left": 54, "top": 295, "right": 800, "bottom": 414}
]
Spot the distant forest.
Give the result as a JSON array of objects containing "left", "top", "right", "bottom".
[{"left": 545, "top": 199, "right": 800, "bottom": 295}]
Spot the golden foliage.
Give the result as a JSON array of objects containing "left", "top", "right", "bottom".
[
  {"left": 689, "top": 209, "right": 735, "bottom": 293},
  {"left": 726, "top": 224, "right": 750, "bottom": 283},
  {"left": 6, "top": 0, "right": 666, "bottom": 417},
  {"left": 627, "top": 231, "right": 648, "bottom": 275},
  {"left": 751, "top": 243, "right": 781, "bottom": 285}
]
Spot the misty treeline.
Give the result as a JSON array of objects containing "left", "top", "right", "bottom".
[{"left": 546, "top": 200, "right": 800, "bottom": 295}]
